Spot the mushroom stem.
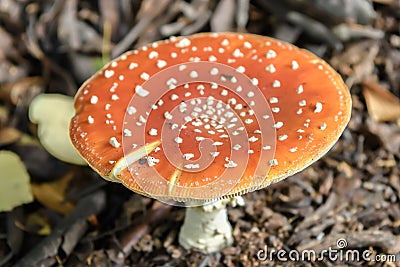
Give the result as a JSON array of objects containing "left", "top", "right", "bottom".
[{"left": 178, "top": 197, "right": 244, "bottom": 253}]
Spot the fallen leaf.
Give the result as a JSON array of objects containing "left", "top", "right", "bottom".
[
  {"left": 31, "top": 172, "right": 75, "bottom": 215},
  {"left": 363, "top": 80, "right": 400, "bottom": 122},
  {"left": 0, "top": 127, "right": 22, "bottom": 146},
  {"left": 0, "top": 150, "right": 34, "bottom": 212},
  {"left": 0, "top": 76, "right": 44, "bottom": 105},
  {"left": 25, "top": 211, "right": 52, "bottom": 235}
]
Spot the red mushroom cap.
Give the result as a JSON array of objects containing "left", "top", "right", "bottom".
[{"left": 70, "top": 32, "right": 351, "bottom": 202}]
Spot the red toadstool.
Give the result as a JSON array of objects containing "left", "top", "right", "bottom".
[{"left": 70, "top": 32, "right": 351, "bottom": 253}]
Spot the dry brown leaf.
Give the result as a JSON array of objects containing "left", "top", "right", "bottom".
[
  {"left": 25, "top": 212, "right": 52, "bottom": 235},
  {"left": 0, "top": 77, "right": 44, "bottom": 105},
  {"left": 31, "top": 172, "right": 75, "bottom": 215},
  {"left": 0, "top": 127, "right": 22, "bottom": 146},
  {"left": 363, "top": 81, "right": 400, "bottom": 122}
]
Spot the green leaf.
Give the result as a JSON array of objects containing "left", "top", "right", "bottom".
[{"left": 0, "top": 151, "right": 34, "bottom": 212}]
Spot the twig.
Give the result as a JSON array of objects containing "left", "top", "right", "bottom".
[
  {"left": 14, "top": 190, "right": 106, "bottom": 267},
  {"left": 113, "top": 201, "right": 171, "bottom": 263}
]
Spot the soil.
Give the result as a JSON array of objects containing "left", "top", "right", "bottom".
[{"left": 0, "top": 0, "right": 399, "bottom": 266}]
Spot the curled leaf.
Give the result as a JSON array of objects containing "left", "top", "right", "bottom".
[{"left": 363, "top": 81, "right": 400, "bottom": 122}]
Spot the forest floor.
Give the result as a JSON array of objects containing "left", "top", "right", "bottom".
[{"left": 0, "top": 0, "right": 399, "bottom": 266}]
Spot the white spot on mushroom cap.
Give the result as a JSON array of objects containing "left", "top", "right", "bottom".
[
  {"left": 266, "top": 64, "right": 276, "bottom": 73},
  {"left": 249, "top": 136, "right": 258, "bottom": 142},
  {"left": 269, "top": 159, "right": 278, "bottom": 166},
  {"left": 109, "top": 137, "right": 120, "bottom": 148},
  {"left": 299, "top": 100, "right": 307, "bottom": 107},
  {"left": 279, "top": 135, "right": 288, "bottom": 141},
  {"left": 190, "top": 71, "right": 198, "bottom": 78},
  {"left": 208, "top": 55, "right": 217, "bottom": 62},
  {"left": 224, "top": 157, "right": 238, "bottom": 168},
  {"left": 135, "top": 85, "right": 150, "bottom": 97},
  {"left": 127, "top": 106, "right": 137, "bottom": 115},
  {"left": 175, "top": 38, "right": 191, "bottom": 48},
  {"left": 245, "top": 119, "right": 253, "bottom": 124},
  {"left": 292, "top": 60, "right": 299, "bottom": 70},
  {"left": 88, "top": 116, "right": 94, "bottom": 124},
  {"left": 221, "top": 39, "right": 229, "bottom": 46},
  {"left": 148, "top": 51, "right": 158, "bottom": 59},
  {"left": 129, "top": 62, "right": 138, "bottom": 70},
  {"left": 123, "top": 128, "right": 132, "bottom": 137},
  {"left": 251, "top": 78, "right": 259, "bottom": 86},
  {"left": 196, "top": 136, "right": 205, "bottom": 141},
  {"left": 273, "top": 121, "right": 283, "bottom": 128},
  {"left": 148, "top": 128, "right": 158, "bottom": 136},
  {"left": 164, "top": 111, "right": 173, "bottom": 120},
  {"left": 236, "top": 66, "right": 245, "bottom": 73},
  {"left": 140, "top": 72, "right": 150, "bottom": 80},
  {"left": 185, "top": 163, "right": 200, "bottom": 169},
  {"left": 147, "top": 157, "right": 159, "bottom": 167},
  {"left": 90, "top": 95, "right": 98, "bottom": 104},
  {"left": 104, "top": 70, "right": 114, "bottom": 78},
  {"left": 269, "top": 97, "right": 278, "bottom": 103},
  {"left": 233, "top": 144, "right": 242, "bottom": 150},
  {"left": 210, "top": 68, "right": 219, "bottom": 75},
  {"left": 266, "top": 49, "right": 277, "bottom": 59},
  {"left": 213, "top": 141, "right": 223, "bottom": 146},
  {"left": 244, "top": 41, "right": 252, "bottom": 49},
  {"left": 272, "top": 80, "right": 281, "bottom": 88},
  {"left": 296, "top": 85, "right": 304, "bottom": 94},
  {"left": 157, "top": 60, "right": 167, "bottom": 68},
  {"left": 167, "top": 78, "right": 177, "bottom": 88},
  {"left": 210, "top": 151, "right": 220, "bottom": 157},
  {"left": 314, "top": 102, "right": 323, "bottom": 113},
  {"left": 174, "top": 137, "right": 183, "bottom": 144},
  {"left": 183, "top": 153, "right": 195, "bottom": 160},
  {"left": 232, "top": 48, "right": 243, "bottom": 58}
]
